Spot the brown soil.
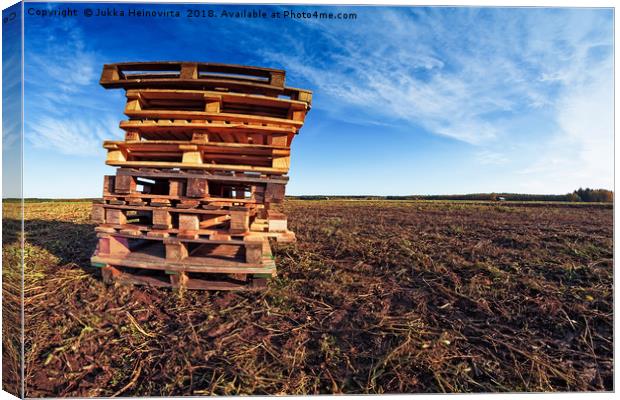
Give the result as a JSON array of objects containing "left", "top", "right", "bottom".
[{"left": 2, "top": 200, "right": 612, "bottom": 395}]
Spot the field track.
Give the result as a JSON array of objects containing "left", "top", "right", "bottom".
[{"left": 2, "top": 200, "right": 613, "bottom": 395}]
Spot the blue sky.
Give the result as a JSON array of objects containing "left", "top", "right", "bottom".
[
  {"left": 11, "top": 2, "right": 615, "bottom": 197},
  {"left": 2, "top": 2, "right": 22, "bottom": 198}
]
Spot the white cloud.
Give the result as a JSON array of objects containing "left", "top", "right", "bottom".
[
  {"left": 27, "top": 116, "right": 120, "bottom": 156},
  {"left": 477, "top": 150, "right": 509, "bottom": 166},
  {"left": 518, "top": 63, "right": 613, "bottom": 192},
  {"left": 261, "top": 10, "right": 547, "bottom": 144},
  {"left": 262, "top": 8, "right": 613, "bottom": 190},
  {"left": 24, "top": 17, "right": 120, "bottom": 156}
]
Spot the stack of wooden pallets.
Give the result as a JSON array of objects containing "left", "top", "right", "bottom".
[{"left": 90, "top": 62, "right": 311, "bottom": 290}]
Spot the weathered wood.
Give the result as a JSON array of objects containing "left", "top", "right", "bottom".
[
  {"left": 106, "top": 209, "right": 127, "bottom": 225},
  {"left": 120, "top": 120, "right": 297, "bottom": 141},
  {"left": 165, "top": 242, "right": 188, "bottom": 261},
  {"left": 230, "top": 208, "right": 250, "bottom": 233},
  {"left": 103, "top": 175, "right": 115, "bottom": 195},
  {"left": 97, "top": 235, "right": 130, "bottom": 256},
  {"left": 114, "top": 174, "right": 136, "bottom": 194},
  {"left": 265, "top": 183, "right": 286, "bottom": 203},
  {"left": 182, "top": 150, "right": 202, "bottom": 165},
  {"left": 100, "top": 266, "right": 266, "bottom": 290},
  {"left": 91, "top": 204, "right": 105, "bottom": 224},
  {"left": 115, "top": 167, "right": 288, "bottom": 185},
  {"left": 104, "top": 140, "right": 291, "bottom": 174},
  {"left": 169, "top": 179, "right": 184, "bottom": 197},
  {"left": 107, "top": 160, "right": 289, "bottom": 175},
  {"left": 178, "top": 214, "right": 200, "bottom": 239},
  {"left": 152, "top": 209, "right": 172, "bottom": 229},
  {"left": 187, "top": 177, "right": 209, "bottom": 198},
  {"left": 125, "top": 131, "right": 141, "bottom": 141},
  {"left": 180, "top": 63, "right": 198, "bottom": 80},
  {"left": 91, "top": 238, "right": 275, "bottom": 273},
  {"left": 191, "top": 132, "right": 209, "bottom": 144},
  {"left": 267, "top": 211, "right": 288, "bottom": 232},
  {"left": 244, "top": 237, "right": 264, "bottom": 264},
  {"left": 99, "top": 62, "right": 307, "bottom": 101},
  {"left": 125, "top": 108, "right": 304, "bottom": 129}
]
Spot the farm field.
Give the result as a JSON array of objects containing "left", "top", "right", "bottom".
[{"left": 2, "top": 199, "right": 614, "bottom": 396}]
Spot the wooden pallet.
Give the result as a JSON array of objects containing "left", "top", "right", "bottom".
[
  {"left": 104, "top": 140, "right": 290, "bottom": 173},
  {"left": 91, "top": 232, "right": 275, "bottom": 274},
  {"left": 120, "top": 120, "right": 294, "bottom": 146},
  {"left": 124, "top": 103, "right": 303, "bottom": 133},
  {"left": 104, "top": 169, "right": 286, "bottom": 204},
  {"left": 98, "top": 265, "right": 270, "bottom": 290},
  {"left": 125, "top": 89, "right": 309, "bottom": 120},
  {"left": 100, "top": 62, "right": 313, "bottom": 105},
  {"left": 92, "top": 203, "right": 255, "bottom": 235},
  {"left": 101, "top": 61, "right": 284, "bottom": 87}
]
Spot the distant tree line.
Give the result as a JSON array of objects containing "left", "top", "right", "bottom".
[
  {"left": 568, "top": 188, "right": 613, "bottom": 202},
  {"left": 288, "top": 188, "right": 613, "bottom": 203}
]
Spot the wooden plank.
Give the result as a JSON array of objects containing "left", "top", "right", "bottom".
[
  {"left": 114, "top": 174, "right": 135, "bottom": 194},
  {"left": 116, "top": 167, "right": 288, "bottom": 185},
  {"left": 91, "top": 204, "right": 106, "bottom": 224},
  {"left": 178, "top": 214, "right": 200, "bottom": 239},
  {"left": 152, "top": 209, "right": 172, "bottom": 229},
  {"left": 124, "top": 109, "right": 304, "bottom": 128},
  {"left": 103, "top": 175, "right": 115, "bottom": 195},
  {"left": 107, "top": 160, "right": 289, "bottom": 174},
  {"left": 169, "top": 179, "right": 184, "bottom": 197},
  {"left": 230, "top": 208, "right": 250, "bottom": 234},
  {"left": 125, "top": 131, "right": 141, "bottom": 141},
  {"left": 96, "top": 235, "right": 130, "bottom": 257},
  {"left": 180, "top": 63, "right": 198, "bottom": 79},
  {"left": 272, "top": 156, "right": 290, "bottom": 170},
  {"left": 106, "top": 209, "right": 126, "bottom": 225},
  {"left": 101, "top": 203, "right": 256, "bottom": 219},
  {"left": 104, "top": 141, "right": 290, "bottom": 171},
  {"left": 187, "top": 177, "right": 209, "bottom": 198},
  {"left": 91, "top": 252, "right": 275, "bottom": 274},
  {"left": 165, "top": 242, "right": 188, "bottom": 261},
  {"left": 268, "top": 216, "right": 288, "bottom": 232},
  {"left": 100, "top": 62, "right": 294, "bottom": 98},
  {"left": 244, "top": 237, "right": 264, "bottom": 264},
  {"left": 126, "top": 88, "right": 307, "bottom": 111},
  {"left": 120, "top": 119, "right": 297, "bottom": 137},
  {"left": 265, "top": 183, "right": 286, "bottom": 203},
  {"left": 107, "top": 139, "right": 288, "bottom": 151}
]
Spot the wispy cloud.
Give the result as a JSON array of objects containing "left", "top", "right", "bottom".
[
  {"left": 477, "top": 150, "right": 508, "bottom": 166},
  {"left": 27, "top": 116, "right": 120, "bottom": 156},
  {"left": 3, "top": 49, "right": 22, "bottom": 151},
  {"left": 258, "top": 7, "right": 613, "bottom": 190},
  {"left": 24, "top": 11, "right": 120, "bottom": 156},
  {"left": 517, "top": 61, "right": 613, "bottom": 191}
]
